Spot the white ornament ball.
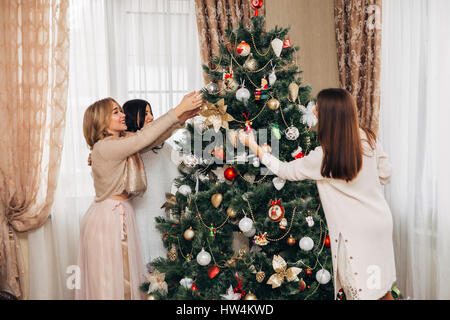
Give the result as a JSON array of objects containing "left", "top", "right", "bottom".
[
  {"left": 178, "top": 185, "right": 192, "bottom": 196},
  {"left": 236, "top": 87, "right": 251, "bottom": 106},
  {"left": 315, "top": 269, "right": 331, "bottom": 285},
  {"left": 196, "top": 248, "right": 211, "bottom": 266},
  {"left": 299, "top": 236, "right": 314, "bottom": 251},
  {"left": 243, "top": 226, "right": 256, "bottom": 238},
  {"left": 239, "top": 217, "right": 254, "bottom": 233},
  {"left": 252, "top": 157, "right": 260, "bottom": 168},
  {"left": 285, "top": 126, "right": 300, "bottom": 141}
]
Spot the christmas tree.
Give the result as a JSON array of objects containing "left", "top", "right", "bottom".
[{"left": 141, "top": 15, "right": 334, "bottom": 300}]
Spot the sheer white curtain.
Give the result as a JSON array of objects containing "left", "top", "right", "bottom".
[
  {"left": 381, "top": 0, "right": 450, "bottom": 300},
  {"left": 105, "top": 0, "right": 203, "bottom": 116},
  {"left": 27, "top": 0, "right": 203, "bottom": 299}
]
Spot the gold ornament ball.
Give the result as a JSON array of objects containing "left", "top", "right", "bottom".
[
  {"left": 227, "top": 207, "right": 237, "bottom": 218},
  {"left": 244, "top": 292, "right": 258, "bottom": 300},
  {"left": 146, "top": 294, "right": 156, "bottom": 300},
  {"left": 256, "top": 271, "right": 266, "bottom": 283},
  {"left": 211, "top": 193, "right": 223, "bottom": 208},
  {"left": 184, "top": 227, "right": 195, "bottom": 241},
  {"left": 267, "top": 98, "right": 280, "bottom": 111}
]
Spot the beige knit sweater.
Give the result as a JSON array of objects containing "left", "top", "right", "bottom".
[{"left": 90, "top": 109, "right": 182, "bottom": 202}]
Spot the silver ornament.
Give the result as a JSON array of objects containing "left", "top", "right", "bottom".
[
  {"left": 239, "top": 216, "right": 253, "bottom": 233},
  {"left": 299, "top": 236, "right": 314, "bottom": 251},
  {"left": 178, "top": 185, "right": 192, "bottom": 196},
  {"left": 183, "top": 153, "right": 200, "bottom": 168},
  {"left": 236, "top": 86, "right": 251, "bottom": 106},
  {"left": 244, "top": 54, "right": 258, "bottom": 72},
  {"left": 316, "top": 269, "right": 331, "bottom": 284},
  {"left": 196, "top": 248, "right": 211, "bottom": 266},
  {"left": 285, "top": 126, "right": 300, "bottom": 141},
  {"left": 205, "top": 82, "right": 219, "bottom": 94}
]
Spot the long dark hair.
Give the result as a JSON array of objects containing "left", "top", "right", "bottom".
[
  {"left": 123, "top": 99, "right": 149, "bottom": 132},
  {"left": 123, "top": 99, "right": 163, "bottom": 152},
  {"left": 317, "top": 88, "right": 376, "bottom": 182}
]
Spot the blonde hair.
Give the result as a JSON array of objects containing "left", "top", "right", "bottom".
[{"left": 83, "top": 98, "right": 121, "bottom": 150}]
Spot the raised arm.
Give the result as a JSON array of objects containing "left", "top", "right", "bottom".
[
  {"left": 140, "top": 121, "right": 185, "bottom": 154},
  {"left": 376, "top": 141, "right": 392, "bottom": 185},
  {"left": 238, "top": 130, "right": 324, "bottom": 181},
  {"left": 98, "top": 92, "right": 202, "bottom": 160},
  {"left": 98, "top": 109, "right": 181, "bottom": 160},
  {"left": 261, "top": 148, "right": 324, "bottom": 181}
]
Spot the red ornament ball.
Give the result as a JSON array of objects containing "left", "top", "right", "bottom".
[
  {"left": 287, "top": 236, "right": 296, "bottom": 246},
  {"left": 191, "top": 283, "right": 198, "bottom": 292},
  {"left": 208, "top": 265, "right": 220, "bottom": 279},
  {"left": 306, "top": 268, "right": 312, "bottom": 276},
  {"left": 224, "top": 167, "right": 238, "bottom": 181},
  {"left": 324, "top": 235, "right": 331, "bottom": 248}
]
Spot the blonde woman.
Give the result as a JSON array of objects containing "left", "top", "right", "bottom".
[{"left": 76, "top": 92, "right": 202, "bottom": 300}]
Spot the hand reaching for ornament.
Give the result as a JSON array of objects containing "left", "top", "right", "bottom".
[
  {"left": 238, "top": 129, "right": 256, "bottom": 147},
  {"left": 174, "top": 91, "right": 203, "bottom": 123},
  {"left": 238, "top": 129, "right": 270, "bottom": 159}
]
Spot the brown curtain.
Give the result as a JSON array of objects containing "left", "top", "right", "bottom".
[
  {"left": 194, "top": 0, "right": 265, "bottom": 83},
  {"left": 0, "top": 0, "right": 70, "bottom": 299},
  {"left": 334, "top": 0, "right": 382, "bottom": 133}
]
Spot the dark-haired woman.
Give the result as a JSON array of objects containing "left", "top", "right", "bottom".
[
  {"left": 239, "top": 88, "right": 396, "bottom": 301},
  {"left": 122, "top": 99, "right": 180, "bottom": 264}
]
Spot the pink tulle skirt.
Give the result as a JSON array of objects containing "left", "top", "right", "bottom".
[{"left": 75, "top": 199, "right": 146, "bottom": 300}]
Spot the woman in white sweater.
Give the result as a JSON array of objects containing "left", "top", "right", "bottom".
[
  {"left": 239, "top": 88, "right": 396, "bottom": 300},
  {"left": 122, "top": 99, "right": 180, "bottom": 264}
]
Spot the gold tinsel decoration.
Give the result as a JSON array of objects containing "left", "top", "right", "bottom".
[{"left": 160, "top": 193, "right": 177, "bottom": 214}]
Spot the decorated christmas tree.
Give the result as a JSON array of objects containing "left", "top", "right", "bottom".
[{"left": 141, "top": 14, "right": 334, "bottom": 300}]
